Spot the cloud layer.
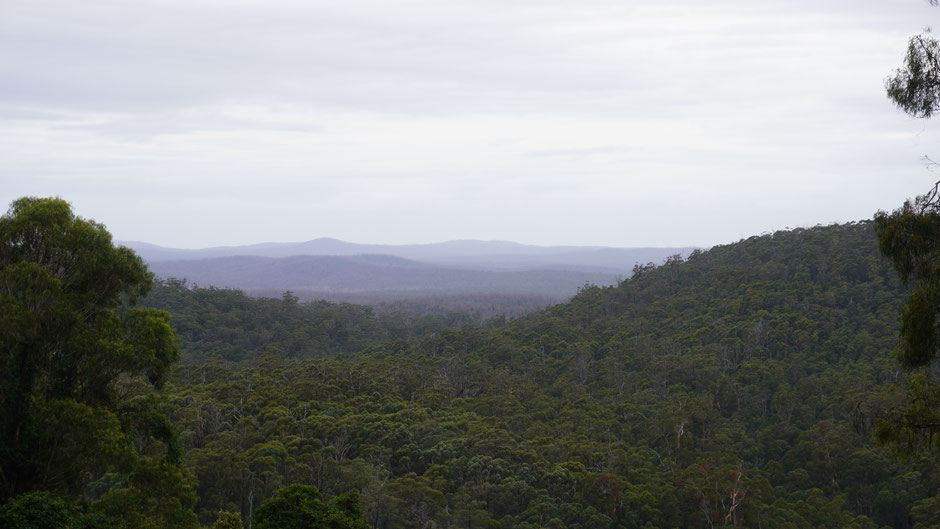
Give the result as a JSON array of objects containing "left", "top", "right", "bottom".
[{"left": 2, "top": 0, "right": 938, "bottom": 247}]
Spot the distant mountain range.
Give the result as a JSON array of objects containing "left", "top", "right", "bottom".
[
  {"left": 123, "top": 238, "right": 698, "bottom": 273},
  {"left": 122, "top": 238, "right": 698, "bottom": 312}
]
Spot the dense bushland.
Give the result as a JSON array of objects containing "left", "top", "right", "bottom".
[{"left": 156, "top": 222, "right": 939, "bottom": 528}]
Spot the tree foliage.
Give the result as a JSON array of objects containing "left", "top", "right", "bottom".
[
  {"left": 874, "top": 191, "right": 940, "bottom": 453},
  {"left": 887, "top": 30, "right": 940, "bottom": 118},
  {"left": 0, "top": 491, "right": 111, "bottom": 529},
  {"left": 875, "top": 187, "right": 940, "bottom": 369},
  {"left": 0, "top": 197, "right": 195, "bottom": 527},
  {"left": 877, "top": 5, "right": 940, "bottom": 454},
  {"left": 211, "top": 510, "right": 244, "bottom": 529},
  {"left": 254, "top": 484, "right": 369, "bottom": 529}
]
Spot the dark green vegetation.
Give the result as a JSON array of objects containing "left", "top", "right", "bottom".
[
  {"left": 875, "top": 186, "right": 940, "bottom": 455},
  {"left": 249, "top": 290, "right": 565, "bottom": 320},
  {"left": 0, "top": 197, "right": 197, "bottom": 528},
  {"left": 158, "top": 222, "right": 937, "bottom": 528},
  {"left": 4, "top": 198, "right": 940, "bottom": 528},
  {"left": 253, "top": 484, "right": 368, "bottom": 529},
  {"left": 141, "top": 280, "right": 486, "bottom": 363}
]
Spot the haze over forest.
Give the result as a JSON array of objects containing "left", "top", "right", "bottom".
[{"left": 123, "top": 238, "right": 696, "bottom": 315}]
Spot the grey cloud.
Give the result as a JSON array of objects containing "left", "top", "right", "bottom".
[
  {"left": 55, "top": 109, "right": 322, "bottom": 142},
  {"left": 2, "top": 0, "right": 939, "bottom": 248},
  {"left": 6, "top": 0, "right": 908, "bottom": 117},
  {"left": 528, "top": 146, "right": 634, "bottom": 158}
]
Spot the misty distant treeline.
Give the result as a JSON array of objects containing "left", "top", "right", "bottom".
[
  {"left": 141, "top": 279, "right": 491, "bottom": 362},
  {"left": 129, "top": 238, "right": 696, "bottom": 317},
  {"left": 147, "top": 254, "right": 618, "bottom": 297},
  {"left": 247, "top": 289, "right": 565, "bottom": 319}
]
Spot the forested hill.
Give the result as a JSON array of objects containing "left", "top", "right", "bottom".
[
  {"left": 156, "top": 220, "right": 940, "bottom": 528},
  {"left": 141, "top": 280, "right": 487, "bottom": 362},
  {"left": 517, "top": 220, "right": 902, "bottom": 366}
]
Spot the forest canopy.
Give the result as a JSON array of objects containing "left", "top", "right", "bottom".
[
  {"left": 150, "top": 222, "right": 938, "bottom": 527},
  {"left": 2, "top": 198, "right": 938, "bottom": 528}
]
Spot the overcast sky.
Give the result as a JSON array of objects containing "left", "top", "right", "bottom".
[{"left": 2, "top": 0, "right": 940, "bottom": 248}]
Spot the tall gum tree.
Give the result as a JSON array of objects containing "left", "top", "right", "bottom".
[
  {"left": 0, "top": 197, "right": 186, "bottom": 512},
  {"left": 876, "top": 1, "right": 940, "bottom": 453}
]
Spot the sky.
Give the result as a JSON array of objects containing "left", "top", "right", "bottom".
[{"left": 2, "top": 0, "right": 940, "bottom": 249}]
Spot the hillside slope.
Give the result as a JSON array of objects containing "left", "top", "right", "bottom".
[{"left": 162, "top": 222, "right": 937, "bottom": 528}]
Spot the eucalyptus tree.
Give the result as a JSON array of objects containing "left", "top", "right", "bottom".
[{"left": 0, "top": 197, "right": 194, "bottom": 526}]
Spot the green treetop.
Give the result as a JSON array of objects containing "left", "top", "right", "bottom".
[{"left": 0, "top": 197, "right": 183, "bottom": 504}]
